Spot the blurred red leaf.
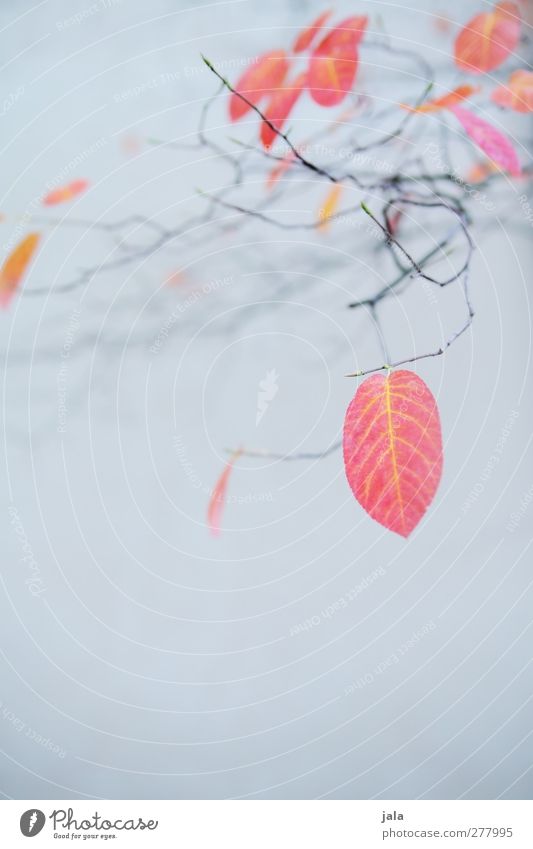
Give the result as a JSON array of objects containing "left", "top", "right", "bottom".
[
  {"left": 401, "top": 84, "right": 478, "bottom": 113},
  {"left": 0, "top": 232, "right": 40, "bottom": 308},
  {"left": 229, "top": 51, "right": 290, "bottom": 121},
  {"left": 293, "top": 9, "right": 333, "bottom": 53},
  {"left": 43, "top": 179, "right": 89, "bottom": 206},
  {"left": 308, "top": 16, "right": 367, "bottom": 107},
  {"left": 492, "top": 69, "right": 533, "bottom": 112},
  {"left": 454, "top": 2, "right": 520, "bottom": 73},
  {"left": 207, "top": 449, "right": 243, "bottom": 536},
  {"left": 449, "top": 104, "right": 521, "bottom": 175},
  {"left": 318, "top": 184, "right": 343, "bottom": 229},
  {"left": 343, "top": 370, "right": 443, "bottom": 537},
  {"left": 260, "top": 73, "right": 306, "bottom": 148}
]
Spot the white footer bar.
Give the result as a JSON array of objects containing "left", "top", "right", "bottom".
[{"left": 1, "top": 800, "right": 532, "bottom": 847}]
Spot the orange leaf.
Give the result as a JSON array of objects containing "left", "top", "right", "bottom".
[
  {"left": 0, "top": 233, "right": 40, "bottom": 308},
  {"left": 454, "top": 1, "right": 520, "bottom": 73},
  {"left": 229, "top": 51, "right": 290, "bottom": 122},
  {"left": 466, "top": 159, "right": 498, "bottom": 183},
  {"left": 343, "top": 370, "right": 443, "bottom": 537},
  {"left": 308, "top": 16, "right": 367, "bottom": 107},
  {"left": 401, "top": 85, "right": 478, "bottom": 113},
  {"left": 491, "top": 69, "right": 533, "bottom": 112},
  {"left": 207, "top": 449, "right": 243, "bottom": 536},
  {"left": 43, "top": 179, "right": 89, "bottom": 206},
  {"left": 318, "top": 184, "right": 343, "bottom": 229},
  {"left": 260, "top": 73, "right": 306, "bottom": 148},
  {"left": 293, "top": 9, "right": 333, "bottom": 53}
]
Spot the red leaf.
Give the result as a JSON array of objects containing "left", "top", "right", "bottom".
[
  {"left": 454, "top": 1, "right": 520, "bottom": 74},
  {"left": 43, "top": 179, "right": 89, "bottom": 206},
  {"left": 343, "top": 370, "right": 443, "bottom": 537},
  {"left": 293, "top": 9, "right": 333, "bottom": 53},
  {"left": 0, "top": 232, "right": 40, "bottom": 308},
  {"left": 308, "top": 16, "right": 367, "bottom": 107},
  {"left": 229, "top": 51, "right": 290, "bottom": 121},
  {"left": 207, "top": 449, "right": 243, "bottom": 536},
  {"left": 449, "top": 105, "right": 521, "bottom": 176},
  {"left": 492, "top": 69, "right": 533, "bottom": 112},
  {"left": 260, "top": 73, "right": 306, "bottom": 148}
]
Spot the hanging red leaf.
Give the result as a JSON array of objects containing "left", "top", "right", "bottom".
[
  {"left": 454, "top": 2, "right": 520, "bottom": 74},
  {"left": 0, "top": 232, "right": 40, "bottom": 308},
  {"left": 308, "top": 16, "right": 367, "bottom": 107},
  {"left": 401, "top": 84, "right": 478, "bottom": 113},
  {"left": 491, "top": 69, "right": 533, "bottom": 112},
  {"left": 43, "top": 179, "right": 89, "bottom": 206},
  {"left": 229, "top": 51, "right": 290, "bottom": 121},
  {"left": 293, "top": 9, "right": 333, "bottom": 53},
  {"left": 207, "top": 449, "right": 243, "bottom": 536},
  {"left": 343, "top": 370, "right": 443, "bottom": 537},
  {"left": 260, "top": 73, "right": 306, "bottom": 148},
  {"left": 449, "top": 105, "right": 521, "bottom": 176}
]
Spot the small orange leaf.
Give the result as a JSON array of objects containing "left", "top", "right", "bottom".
[
  {"left": 343, "top": 370, "right": 443, "bottom": 537},
  {"left": 318, "top": 184, "right": 343, "bottom": 229},
  {"left": 492, "top": 69, "right": 533, "bottom": 112},
  {"left": 293, "top": 9, "right": 333, "bottom": 53},
  {"left": 308, "top": 16, "right": 367, "bottom": 107},
  {"left": 260, "top": 73, "right": 306, "bottom": 148},
  {"left": 401, "top": 85, "right": 478, "bottom": 114},
  {"left": 454, "top": 1, "right": 520, "bottom": 74},
  {"left": 229, "top": 51, "right": 290, "bottom": 122},
  {"left": 207, "top": 449, "right": 243, "bottom": 536},
  {"left": 43, "top": 179, "right": 89, "bottom": 206},
  {"left": 466, "top": 159, "right": 499, "bottom": 183},
  {"left": 0, "top": 233, "right": 40, "bottom": 308}
]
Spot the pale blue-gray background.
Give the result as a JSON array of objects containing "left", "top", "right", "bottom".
[{"left": 0, "top": 0, "right": 532, "bottom": 799}]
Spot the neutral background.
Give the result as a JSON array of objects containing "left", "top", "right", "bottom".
[{"left": 0, "top": 0, "right": 532, "bottom": 799}]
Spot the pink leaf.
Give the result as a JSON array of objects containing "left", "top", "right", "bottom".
[
  {"left": 449, "top": 105, "right": 521, "bottom": 176},
  {"left": 343, "top": 370, "right": 443, "bottom": 537}
]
